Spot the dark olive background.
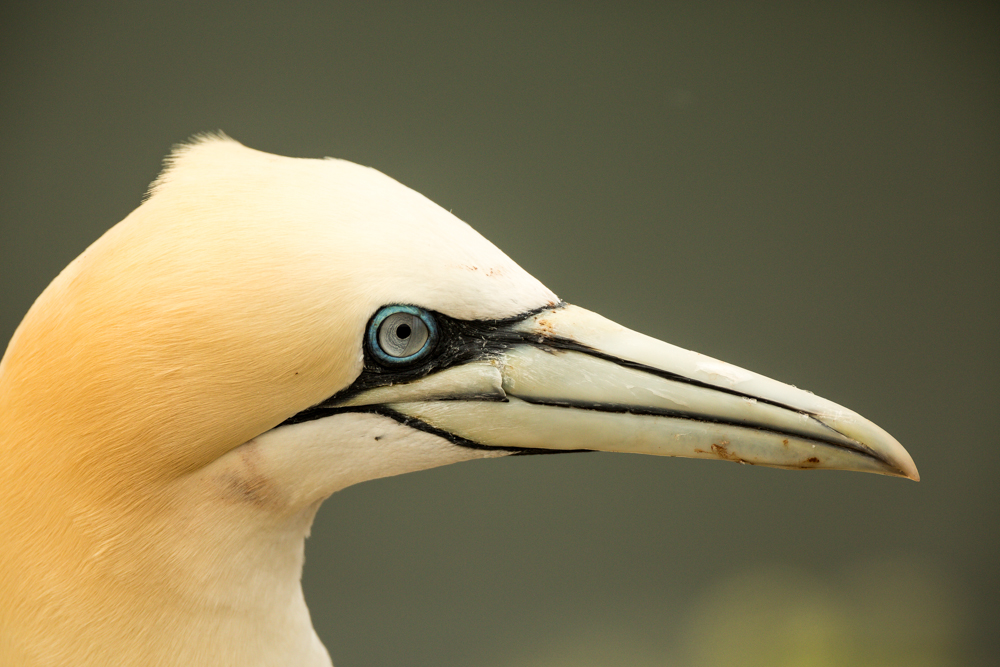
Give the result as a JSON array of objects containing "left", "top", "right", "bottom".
[{"left": 2, "top": 2, "right": 997, "bottom": 666}]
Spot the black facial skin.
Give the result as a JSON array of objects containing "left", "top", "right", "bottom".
[{"left": 278, "top": 302, "right": 585, "bottom": 455}]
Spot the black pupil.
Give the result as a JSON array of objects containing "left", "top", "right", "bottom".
[{"left": 397, "top": 323, "right": 411, "bottom": 339}]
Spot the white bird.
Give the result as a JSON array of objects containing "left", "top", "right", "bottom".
[{"left": 0, "top": 135, "right": 918, "bottom": 666}]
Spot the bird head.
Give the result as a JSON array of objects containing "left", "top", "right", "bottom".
[{"left": 0, "top": 135, "right": 917, "bottom": 666}]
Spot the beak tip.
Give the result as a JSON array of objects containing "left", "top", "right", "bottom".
[
  {"left": 824, "top": 412, "right": 919, "bottom": 482},
  {"left": 889, "top": 445, "right": 920, "bottom": 482}
]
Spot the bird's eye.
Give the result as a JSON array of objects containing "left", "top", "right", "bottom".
[{"left": 367, "top": 305, "right": 438, "bottom": 366}]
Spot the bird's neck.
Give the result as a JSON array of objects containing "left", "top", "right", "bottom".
[
  {"left": 0, "top": 437, "right": 335, "bottom": 667},
  {"left": 1, "top": 393, "right": 490, "bottom": 665}
]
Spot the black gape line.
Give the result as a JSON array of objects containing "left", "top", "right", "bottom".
[
  {"left": 279, "top": 302, "right": 586, "bottom": 455},
  {"left": 281, "top": 303, "right": 543, "bottom": 432},
  {"left": 279, "top": 302, "right": 875, "bottom": 461}
]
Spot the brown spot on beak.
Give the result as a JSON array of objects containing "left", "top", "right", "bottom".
[
  {"left": 535, "top": 318, "right": 556, "bottom": 336},
  {"left": 695, "top": 441, "right": 751, "bottom": 465}
]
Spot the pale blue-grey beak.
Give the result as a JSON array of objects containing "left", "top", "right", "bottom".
[{"left": 331, "top": 304, "right": 918, "bottom": 480}]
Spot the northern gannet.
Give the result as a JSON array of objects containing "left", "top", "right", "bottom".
[{"left": 0, "top": 136, "right": 918, "bottom": 666}]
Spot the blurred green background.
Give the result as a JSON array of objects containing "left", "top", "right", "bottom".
[{"left": 1, "top": 2, "right": 996, "bottom": 665}]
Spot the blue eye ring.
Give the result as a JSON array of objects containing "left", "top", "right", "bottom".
[{"left": 367, "top": 305, "right": 439, "bottom": 366}]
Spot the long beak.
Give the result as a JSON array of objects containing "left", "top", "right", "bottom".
[{"left": 334, "top": 305, "right": 918, "bottom": 480}]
